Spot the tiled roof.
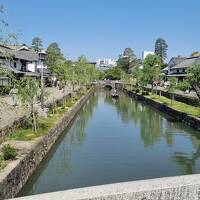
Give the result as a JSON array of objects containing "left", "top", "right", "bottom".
[
  {"left": 171, "top": 57, "right": 200, "bottom": 69},
  {"left": 13, "top": 50, "right": 39, "bottom": 61},
  {"left": 168, "top": 57, "right": 187, "bottom": 68},
  {"left": 0, "top": 45, "right": 39, "bottom": 61}
]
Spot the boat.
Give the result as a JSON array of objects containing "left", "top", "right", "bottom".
[{"left": 110, "top": 89, "right": 119, "bottom": 98}]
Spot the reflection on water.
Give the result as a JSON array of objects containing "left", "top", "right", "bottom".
[{"left": 20, "top": 90, "right": 200, "bottom": 196}]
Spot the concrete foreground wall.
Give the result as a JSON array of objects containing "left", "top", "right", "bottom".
[{"left": 12, "top": 174, "right": 200, "bottom": 200}]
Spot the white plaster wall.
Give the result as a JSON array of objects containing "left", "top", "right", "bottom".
[{"left": 27, "top": 62, "right": 36, "bottom": 72}]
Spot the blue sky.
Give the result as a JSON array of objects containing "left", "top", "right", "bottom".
[{"left": 2, "top": 0, "right": 200, "bottom": 61}]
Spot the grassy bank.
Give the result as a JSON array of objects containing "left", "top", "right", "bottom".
[
  {"left": 124, "top": 85, "right": 200, "bottom": 119},
  {"left": 146, "top": 94, "right": 200, "bottom": 118}
]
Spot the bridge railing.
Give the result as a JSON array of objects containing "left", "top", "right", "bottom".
[{"left": 13, "top": 174, "right": 200, "bottom": 200}]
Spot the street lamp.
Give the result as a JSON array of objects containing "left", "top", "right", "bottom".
[{"left": 39, "top": 50, "right": 46, "bottom": 109}]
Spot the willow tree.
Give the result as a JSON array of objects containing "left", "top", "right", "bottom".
[
  {"left": 17, "top": 78, "right": 40, "bottom": 132},
  {"left": 167, "top": 77, "right": 177, "bottom": 105},
  {"left": 56, "top": 59, "right": 74, "bottom": 97},
  {"left": 77, "top": 56, "right": 98, "bottom": 86},
  {"left": 131, "top": 65, "right": 143, "bottom": 89}
]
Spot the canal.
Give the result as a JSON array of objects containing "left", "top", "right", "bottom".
[{"left": 19, "top": 89, "right": 200, "bottom": 196}]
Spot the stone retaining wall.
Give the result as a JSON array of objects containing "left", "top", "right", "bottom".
[
  {"left": 0, "top": 89, "right": 93, "bottom": 200},
  {"left": 0, "top": 117, "right": 29, "bottom": 143},
  {"left": 124, "top": 89, "right": 200, "bottom": 130}
]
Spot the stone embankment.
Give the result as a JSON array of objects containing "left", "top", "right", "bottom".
[
  {"left": 124, "top": 89, "right": 200, "bottom": 130},
  {"left": 0, "top": 89, "right": 92, "bottom": 200}
]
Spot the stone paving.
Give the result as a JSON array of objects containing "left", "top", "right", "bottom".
[{"left": 0, "top": 86, "right": 74, "bottom": 130}]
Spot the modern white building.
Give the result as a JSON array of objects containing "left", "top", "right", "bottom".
[
  {"left": 96, "top": 58, "right": 117, "bottom": 71},
  {"left": 142, "top": 51, "right": 155, "bottom": 60}
]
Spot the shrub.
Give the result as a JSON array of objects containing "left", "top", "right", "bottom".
[
  {"left": 65, "top": 99, "right": 74, "bottom": 107},
  {"left": 2, "top": 144, "right": 17, "bottom": 160},
  {"left": 135, "top": 89, "right": 140, "bottom": 93},
  {"left": 0, "top": 85, "right": 11, "bottom": 95},
  {"left": 142, "top": 91, "right": 149, "bottom": 96},
  {"left": 0, "top": 154, "right": 4, "bottom": 169}
]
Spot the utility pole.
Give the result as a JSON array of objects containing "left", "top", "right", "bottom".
[
  {"left": 41, "top": 61, "right": 44, "bottom": 109},
  {"left": 39, "top": 50, "right": 46, "bottom": 109}
]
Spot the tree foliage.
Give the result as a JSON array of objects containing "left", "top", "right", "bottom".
[
  {"left": 45, "top": 42, "right": 64, "bottom": 71},
  {"left": 17, "top": 78, "right": 40, "bottom": 132},
  {"left": 187, "top": 64, "right": 200, "bottom": 99},
  {"left": 117, "top": 48, "right": 138, "bottom": 73},
  {"left": 55, "top": 56, "right": 99, "bottom": 92},
  {"left": 31, "top": 37, "right": 43, "bottom": 52},
  {"left": 167, "top": 77, "right": 177, "bottom": 105},
  {"left": 143, "top": 54, "right": 162, "bottom": 90},
  {"left": 190, "top": 52, "right": 200, "bottom": 57},
  {"left": 130, "top": 65, "right": 143, "bottom": 87},
  {"left": 155, "top": 38, "right": 168, "bottom": 63},
  {"left": 103, "top": 66, "right": 122, "bottom": 80}
]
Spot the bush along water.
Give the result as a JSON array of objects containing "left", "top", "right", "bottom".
[{"left": 2, "top": 144, "right": 17, "bottom": 160}]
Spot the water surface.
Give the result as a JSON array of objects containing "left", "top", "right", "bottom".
[{"left": 20, "top": 90, "right": 200, "bottom": 196}]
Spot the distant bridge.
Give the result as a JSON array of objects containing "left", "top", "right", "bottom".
[{"left": 93, "top": 80, "right": 121, "bottom": 89}]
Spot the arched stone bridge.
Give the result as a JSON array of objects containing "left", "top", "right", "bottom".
[{"left": 93, "top": 80, "right": 121, "bottom": 89}]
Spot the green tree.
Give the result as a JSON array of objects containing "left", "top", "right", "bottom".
[
  {"left": 31, "top": 37, "right": 43, "bottom": 52},
  {"left": 17, "top": 78, "right": 40, "bottom": 132},
  {"left": 117, "top": 48, "right": 138, "bottom": 73},
  {"left": 155, "top": 38, "right": 168, "bottom": 63},
  {"left": 187, "top": 64, "right": 200, "bottom": 99},
  {"left": 177, "top": 79, "right": 191, "bottom": 92},
  {"left": 104, "top": 66, "right": 122, "bottom": 80},
  {"left": 130, "top": 65, "right": 143, "bottom": 89},
  {"left": 45, "top": 42, "right": 64, "bottom": 71},
  {"left": 76, "top": 56, "right": 99, "bottom": 87},
  {"left": 143, "top": 54, "right": 161, "bottom": 92},
  {"left": 190, "top": 52, "right": 200, "bottom": 57},
  {"left": 54, "top": 59, "right": 71, "bottom": 95}
]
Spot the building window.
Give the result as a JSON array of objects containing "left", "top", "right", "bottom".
[
  {"left": 183, "top": 69, "right": 185, "bottom": 73},
  {"left": 177, "top": 69, "right": 179, "bottom": 73},
  {"left": 0, "top": 78, "right": 9, "bottom": 86}
]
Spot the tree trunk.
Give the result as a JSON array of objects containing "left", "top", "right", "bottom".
[
  {"left": 31, "top": 104, "right": 37, "bottom": 132},
  {"left": 193, "top": 84, "right": 200, "bottom": 99},
  {"left": 63, "top": 84, "right": 66, "bottom": 106},
  {"left": 151, "top": 83, "right": 154, "bottom": 94},
  {"left": 156, "top": 84, "right": 158, "bottom": 95},
  {"left": 171, "top": 93, "right": 174, "bottom": 106}
]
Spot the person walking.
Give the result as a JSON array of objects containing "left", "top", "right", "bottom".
[{"left": 9, "top": 85, "right": 18, "bottom": 107}]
